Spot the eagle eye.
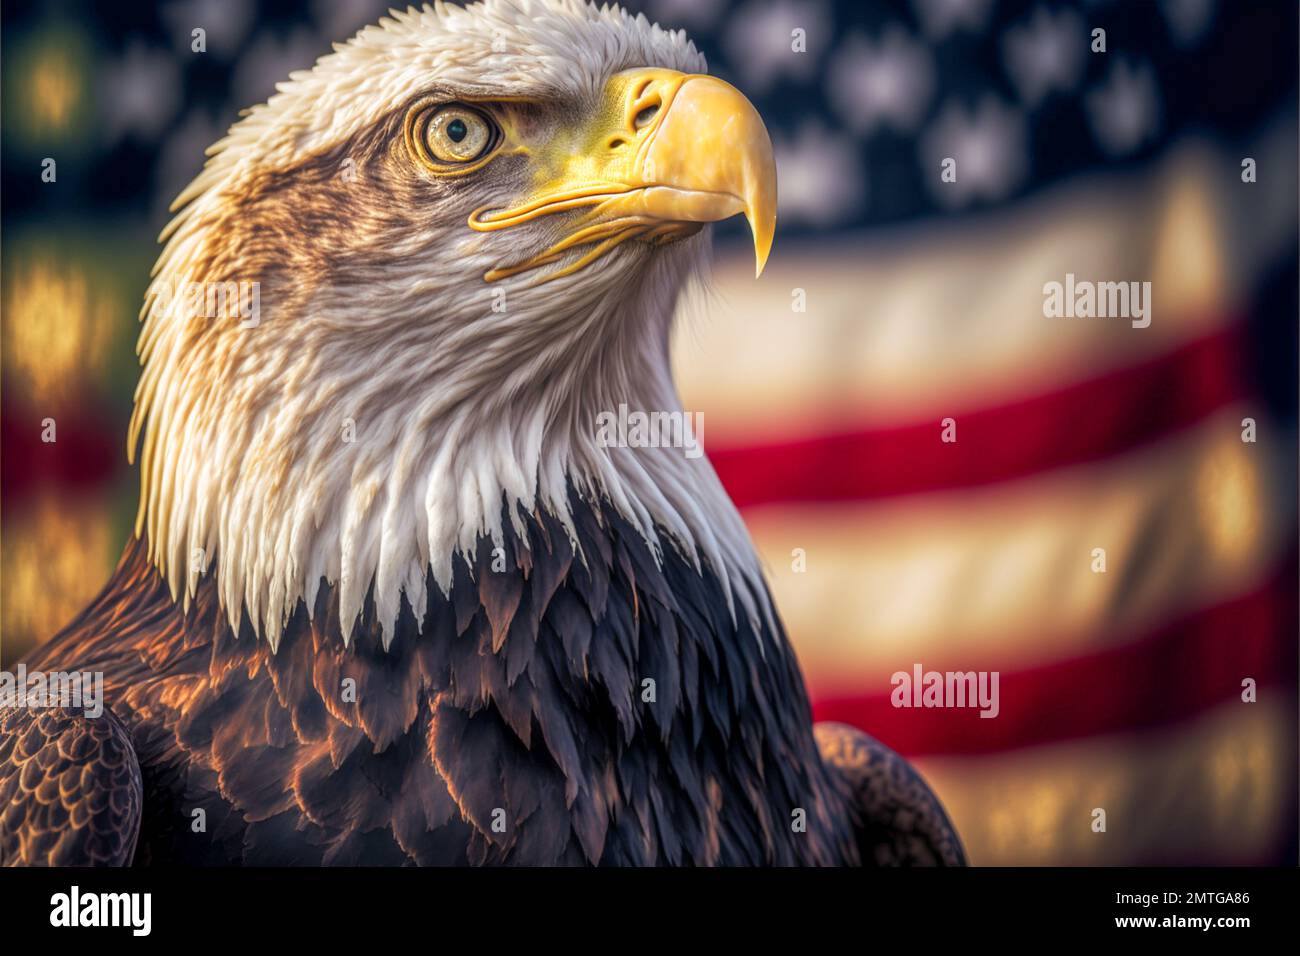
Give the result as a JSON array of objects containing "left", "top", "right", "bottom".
[{"left": 406, "top": 102, "right": 500, "bottom": 171}]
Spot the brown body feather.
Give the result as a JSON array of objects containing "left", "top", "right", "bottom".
[{"left": 2, "top": 494, "right": 963, "bottom": 866}]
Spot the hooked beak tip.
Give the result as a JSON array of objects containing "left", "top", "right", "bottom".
[{"left": 749, "top": 210, "right": 774, "bottom": 278}]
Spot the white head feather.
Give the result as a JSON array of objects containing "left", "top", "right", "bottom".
[{"left": 130, "top": 0, "right": 773, "bottom": 650}]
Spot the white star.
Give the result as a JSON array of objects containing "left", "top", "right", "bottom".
[
  {"left": 919, "top": 97, "right": 1028, "bottom": 208},
  {"left": 312, "top": 0, "right": 389, "bottom": 42},
  {"left": 828, "top": 28, "right": 935, "bottom": 135},
  {"left": 911, "top": 0, "right": 995, "bottom": 42},
  {"left": 1086, "top": 58, "right": 1161, "bottom": 157},
  {"left": 161, "top": 0, "right": 254, "bottom": 58},
  {"left": 723, "top": 0, "right": 831, "bottom": 93},
  {"left": 773, "top": 121, "right": 865, "bottom": 226},
  {"left": 1160, "top": 0, "right": 1217, "bottom": 49},
  {"left": 99, "top": 42, "right": 181, "bottom": 142},
  {"left": 231, "top": 29, "right": 323, "bottom": 112},
  {"left": 643, "top": 0, "right": 727, "bottom": 31},
  {"left": 154, "top": 110, "right": 226, "bottom": 222},
  {"left": 1002, "top": 6, "right": 1085, "bottom": 108}
]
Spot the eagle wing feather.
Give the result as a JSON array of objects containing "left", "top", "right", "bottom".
[
  {"left": 0, "top": 704, "right": 143, "bottom": 867},
  {"left": 815, "top": 721, "right": 967, "bottom": 866}
]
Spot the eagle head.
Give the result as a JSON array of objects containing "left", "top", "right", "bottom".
[{"left": 129, "top": 0, "right": 778, "bottom": 649}]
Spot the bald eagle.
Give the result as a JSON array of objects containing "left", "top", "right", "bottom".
[{"left": 0, "top": 0, "right": 964, "bottom": 867}]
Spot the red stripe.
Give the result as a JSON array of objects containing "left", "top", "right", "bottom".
[
  {"left": 810, "top": 557, "right": 1297, "bottom": 756},
  {"left": 2, "top": 325, "right": 1246, "bottom": 506},
  {"left": 0, "top": 391, "right": 123, "bottom": 505},
  {"left": 711, "top": 326, "right": 1248, "bottom": 507}
]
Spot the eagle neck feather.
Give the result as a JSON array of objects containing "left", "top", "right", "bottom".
[{"left": 133, "top": 210, "right": 772, "bottom": 651}]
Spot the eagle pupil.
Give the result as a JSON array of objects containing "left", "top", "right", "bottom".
[{"left": 447, "top": 118, "right": 468, "bottom": 143}]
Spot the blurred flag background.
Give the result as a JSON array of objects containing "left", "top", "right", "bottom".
[{"left": 2, "top": 0, "right": 1296, "bottom": 864}]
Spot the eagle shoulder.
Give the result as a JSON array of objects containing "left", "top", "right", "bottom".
[
  {"left": 0, "top": 704, "right": 143, "bottom": 867},
  {"left": 814, "top": 721, "right": 966, "bottom": 866}
]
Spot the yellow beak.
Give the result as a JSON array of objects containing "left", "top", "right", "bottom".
[{"left": 469, "top": 68, "right": 777, "bottom": 281}]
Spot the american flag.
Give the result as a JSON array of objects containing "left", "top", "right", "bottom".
[
  {"left": 1, "top": 0, "right": 1296, "bottom": 864},
  {"left": 661, "top": 0, "right": 1299, "bottom": 865}
]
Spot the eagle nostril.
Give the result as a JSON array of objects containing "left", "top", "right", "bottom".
[{"left": 633, "top": 103, "right": 660, "bottom": 129}]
